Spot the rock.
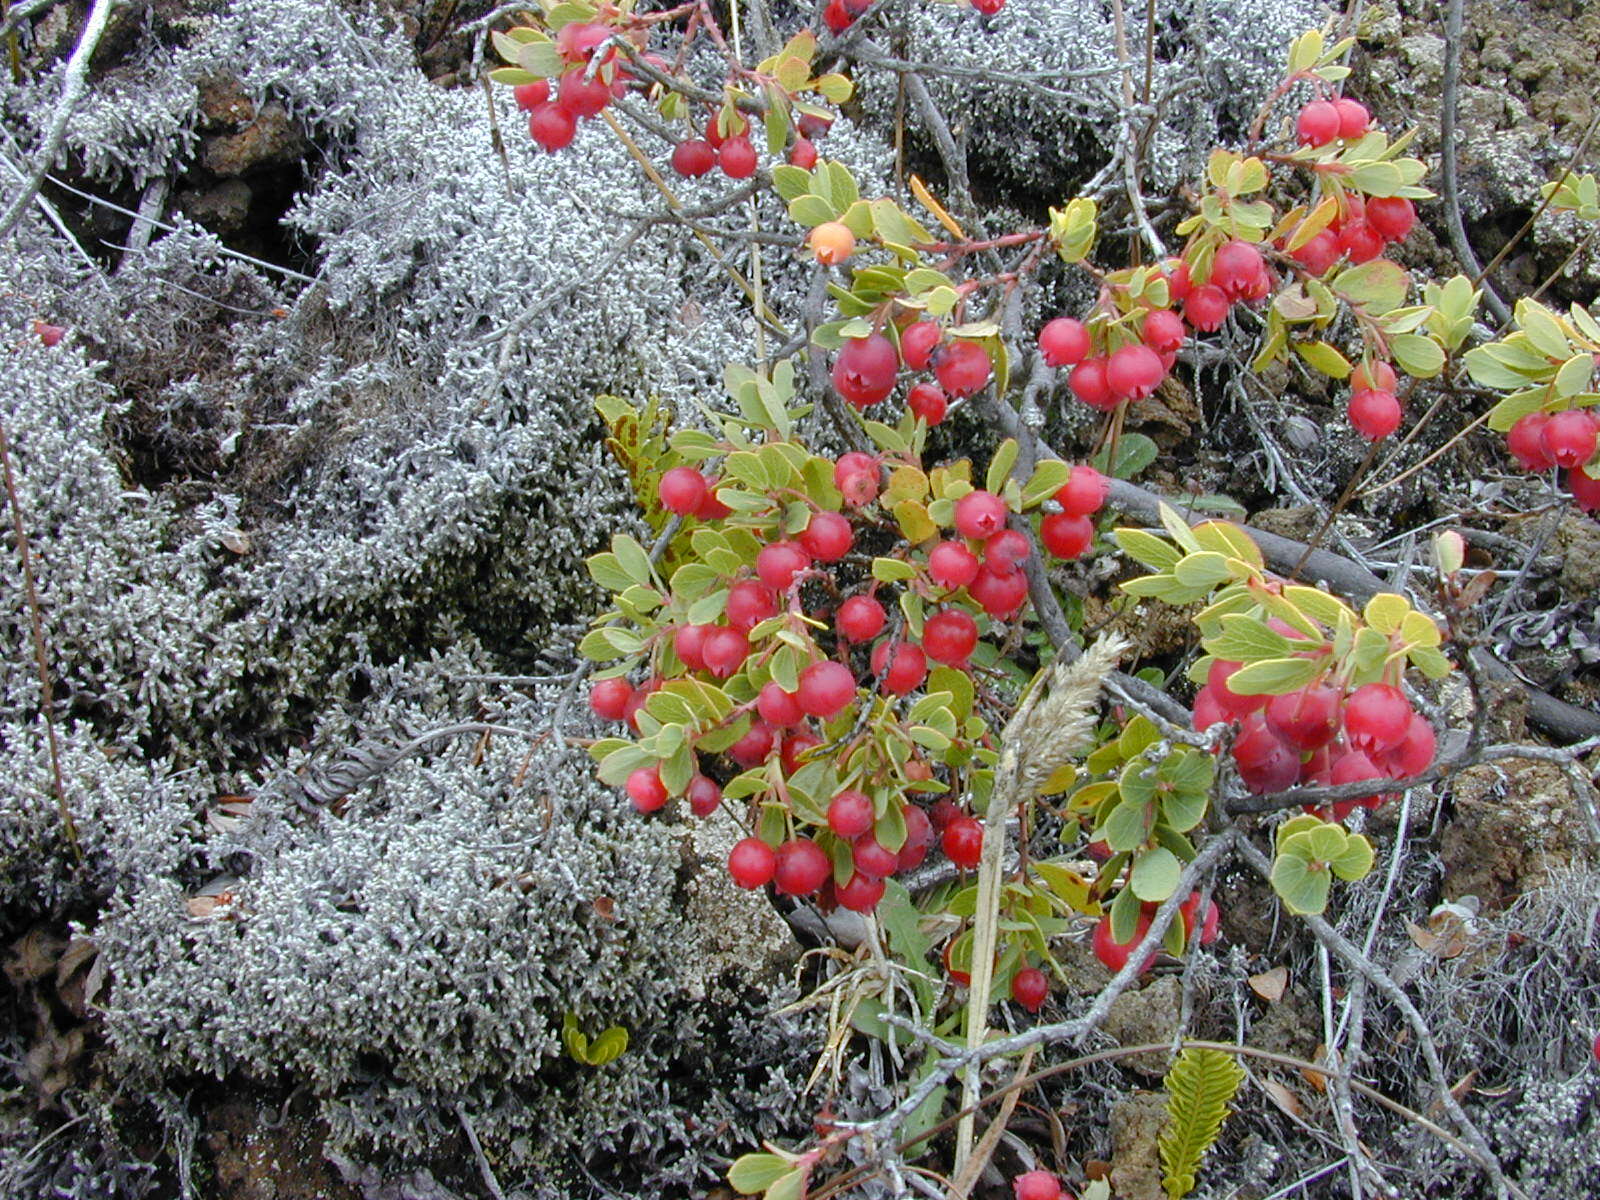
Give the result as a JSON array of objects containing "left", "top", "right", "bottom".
[
  {"left": 1102, "top": 976, "right": 1182, "bottom": 1078},
  {"left": 1439, "top": 759, "right": 1595, "bottom": 909},
  {"left": 178, "top": 178, "right": 254, "bottom": 233},
  {"left": 1108, "top": 1092, "right": 1169, "bottom": 1200},
  {"left": 1398, "top": 34, "right": 1445, "bottom": 81},
  {"left": 202, "top": 101, "right": 306, "bottom": 176}
]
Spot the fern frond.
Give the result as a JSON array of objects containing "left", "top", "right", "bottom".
[{"left": 1159, "top": 1046, "right": 1245, "bottom": 1199}]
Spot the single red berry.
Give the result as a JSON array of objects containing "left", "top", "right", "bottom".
[
  {"left": 589, "top": 677, "right": 634, "bottom": 721},
  {"left": 1054, "top": 465, "right": 1107, "bottom": 516},
  {"left": 836, "top": 872, "right": 886, "bottom": 912},
  {"left": 1541, "top": 409, "right": 1599, "bottom": 469},
  {"left": 626, "top": 765, "right": 669, "bottom": 813},
  {"left": 1330, "top": 748, "right": 1387, "bottom": 817},
  {"left": 556, "top": 20, "right": 612, "bottom": 62},
  {"left": 942, "top": 816, "right": 984, "bottom": 869},
  {"left": 810, "top": 221, "right": 856, "bottom": 265},
  {"left": 967, "top": 562, "right": 1029, "bottom": 618},
  {"left": 514, "top": 80, "right": 551, "bottom": 111},
  {"left": 834, "top": 450, "right": 882, "bottom": 507},
  {"left": 1507, "top": 412, "right": 1556, "bottom": 471},
  {"left": 1178, "top": 892, "right": 1221, "bottom": 945},
  {"left": 797, "top": 660, "right": 856, "bottom": 717},
  {"left": 984, "top": 527, "right": 1032, "bottom": 574},
  {"left": 1350, "top": 360, "right": 1398, "bottom": 394},
  {"left": 1011, "top": 1169, "right": 1062, "bottom": 1200},
  {"left": 1166, "top": 258, "right": 1192, "bottom": 301},
  {"left": 781, "top": 730, "right": 821, "bottom": 774},
  {"left": 1569, "top": 464, "right": 1600, "bottom": 511},
  {"left": 822, "top": 0, "right": 851, "bottom": 33},
  {"left": 900, "top": 320, "right": 942, "bottom": 370},
  {"left": 1141, "top": 308, "right": 1186, "bottom": 354},
  {"left": 31, "top": 320, "right": 65, "bottom": 346},
  {"left": 1184, "top": 285, "right": 1230, "bottom": 333},
  {"left": 833, "top": 333, "right": 899, "bottom": 407},
  {"left": 1264, "top": 684, "right": 1341, "bottom": 752},
  {"left": 852, "top": 834, "right": 898, "bottom": 879},
  {"left": 970, "top": 0, "right": 1004, "bottom": 12},
  {"left": 1211, "top": 240, "right": 1266, "bottom": 300},
  {"left": 797, "top": 110, "right": 833, "bottom": 138},
  {"left": 728, "top": 719, "right": 776, "bottom": 767},
  {"left": 954, "top": 490, "right": 1008, "bottom": 540},
  {"left": 942, "top": 939, "right": 972, "bottom": 986},
  {"left": 828, "top": 789, "right": 876, "bottom": 838},
  {"left": 933, "top": 341, "right": 992, "bottom": 398},
  {"left": 757, "top": 540, "right": 812, "bottom": 591},
  {"left": 923, "top": 609, "right": 979, "bottom": 665},
  {"left": 870, "top": 638, "right": 928, "bottom": 694},
  {"left": 671, "top": 138, "right": 717, "bottom": 177},
  {"left": 1011, "top": 967, "right": 1049, "bottom": 1013},
  {"left": 695, "top": 486, "right": 732, "bottom": 520},
  {"left": 657, "top": 465, "right": 708, "bottom": 515},
  {"left": 1366, "top": 196, "right": 1416, "bottom": 242},
  {"left": 1038, "top": 317, "right": 1090, "bottom": 367},
  {"left": 702, "top": 626, "right": 750, "bottom": 678},
  {"left": 789, "top": 137, "right": 818, "bottom": 168},
  {"left": 1040, "top": 512, "right": 1094, "bottom": 560},
  {"left": 1345, "top": 683, "right": 1413, "bottom": 752},
  {"left": 1092, "top": 912, "right": 1154, "bottom": 974},
  {"left": 1291, "top": 229, "right": 1341, "bottom": 276},
  {"left": 1333, "top": 97, "right": 1370, "bottom": 139},
  {"left": 799, "top": 510, "right": 853, "bottom": 562},
  {"left": 1348, "top": 389, "right": 1402, "bottom": 441},
  {"left": 1207, "top": 659, "right": 1266, "bottom": 719},
  {"left": 1297, "top": 100, "right": 1341, "bottom": 146},
  {"left": 928, "top": 540, "right": 981, "bottom": 589},
  {"left": 726, "top": 580, "right": 779, "bottom": 632},
  {"left": 622, "top": 677, "right": 660, "bottom": 732},
  {"left": 557, "top": 69, "right": 611, "bottom": 118},
  {"left": 836, "top": 594, "right": 887, "bottom": 642},
  {"left": 1106, "top": 343, "right": 1166, "bottom": 400},
  {"left": 907, "top": 382, "right": 948, "bottom": 425},
  {"left": 728, "top": 837, "right": 777, "bottom": 888},
  {"left": 1338, "top": 219, "right": 1386, "bottom": 264},
  {"left": 1383, "top": 711, "right": 1437, "bottom": 778},
  {"left": 1232, "top": 713, "right": 1301, "bottom": 793},
  {"left": 1191, "top": 684, "right": 1228, "bottom": 732},
  {"left": 687, "top": 773, "right": 722, "bottom": 817},
  {"left": 528, "top": 103, "right": 578, "bottom": 152},
  {"left": 1068, "top": 357, "right": 1115, "bottom": 410},
  {"left": 757, "top": 681, "right": 804, "bottom": 727},
  {"left": 703, "top": 115, "right": 727, "bottom": 148},
  {"left": 718, "top": 134, "right": 758, "bottom": 178},
  {"left": 897, "top": 804, "right": 933, "bottom": 870}
]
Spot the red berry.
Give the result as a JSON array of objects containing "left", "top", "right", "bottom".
[
  {"left": 985, "top": 527, "right": 1032, "bottom": 574},
  {"left": 1541, "top": 409, "right": 1599, "bottom": 469},
  {"left": 695, "top": 486, "right": 732, "bottom": 520},
  {"left": 897, "top": 804, "right": 933, "bottom": 870},
  {"left": 557, "top": 69, "right": 611, "bottom": 118},
  {"left": 514, "top": 80, "right": 551, "bottom": 111},
  {"left": 1366, "top": 196, "right": 1416, "bottom": 242},
  {"left": 1012, "top": 1169, "right": 1062, "bottom": 1200},
  {"left": 1211, "top": 240, "right": 1266, "bottom": 300},
  {"left": 971, "top": 0, "right": 1004, "bottom": 12},
  {"left": 797, "top": 111, "right": 833, "bottom": 139},
  {"left": 1040, "top": 512, "right": 1094, "bottom": 560},
  {"left": 853, "top": 834, "right": 898, "bottom": 879},
  {"left": 942, "top": 938, "right": 972, "bottom": 986},
  {"left": 828, "top": 789, "right": 876, "bottom": 838},
  {"left": 1055, "top": 465, "right": 1108, "bottom": 516},
  {"left": 622, "top": 678, "right": 659, "bottom": 732},
  {"left": 923, "top": 609, "right": 979, "bottom": 665},
  {"left": 907, "top": 382, "right": 948, "bottom": 425},
  {"left": 1232, "top": 714, "right": 1300, "bottom": 793},
  {"left": 626, "top": 765, "right": 668, "bottom": 813},
  {"left": 780, "top": 730, "right": 821, "bottom": 775},
  {"left": 1569, "top": 464, "right": 1600, "bottom": 511},
  {"left": 1038, "top": 317, "right": 1090, "bottom": 367},
  {"left": 658, "top": 465, "right": 708, "bottom": 514},
  {"left": 1350, "top": 360, "right": 1398, "bottom": 394},
  {"left": 728, "top": 837, "right": 777, "bottom": 888},
  {"left": 954, "top": 490, "right": 1008, "bottom": 540},
  {"left": 1142, "top": 308, "right": 1186, "bottom": 354},
  {"left": 1207, "top": 659, "right": 1265, "bottom": 719},
  {"left": 726, "top": 581, "right": 779, "bottom": 632},
  {"left": 833, "top": 333, "right": 899, "bottom": 407},
  {"left": 797, "top": 660, "right": 856, "bottom": 717},
  {"left": 1384, "top": 712, "right": 1436, "bottom": 778},
  {"left": 933, "top": 341, "right": 992, "bottom": 398},
  {"left": 757, "top": 540, "right": 812, "bottom": 591},
  {"left": 1178, "top": 892, "right": 1221, "bottom": 945},
  {"left": 1297, "top": 100, "right": 1341, "bottom": 146},
  {"left": 719, "top": 135, "right": 758, "bottom": 178},
  {"left": 967, "top": 562, "right": 1029, "bottom": 618},
  {"left": 789, "top": 137, "right": 818, "bottom": 169},
  {"left": 942, "top": 816, "right": 984, "bottom": 869},
  {"left": 1507, "top": 413, "right": 1556, "bottom": 471},
  {"left": 798, "top": 510, "right": 853, "bottom": 562},
  {"left": 671, "top": 139, "right": 716, "bottom": 177},
  {"left": 1106, "top": 343, "right": 1166, "bottom": 400},
  {"left": 1329, "top": 748, "right": 1387, "bottom": 817},
  {"left": 1191, "top": 684, "right": 1228, "bottom": 732},
  {"left": 822, "top": 0, "right": 851, "bottom": 33},
  {"left": 1166, "top": 258, "right": 1193, "bottom": 301},
  {"left": 1068, "top": 357, "right": 1115, "bottom": 410},
  {"left": 703, "top": 115, "right": 727, "bottom": 149},
  {"left": 1184, "top": 285, "right": 1230, "bottom": 333},
  {"left": 31, "top": 321, "right": 65, "bottom": 346},
  {"left": 836, "top": 594, "right": 886, "bottom": 642},
  {"left": 836, "top": 872, "right": 886, "bottom": 912},
  {"left": 1338, "top": 219, "right": 1386, "bottom": 264},
  {"left": 1344, "top": 683, "right": 1412, "bottom": 752},
  {"left": 528, "top": 103, "right": 577, "bottom": 152},
  {"left": 928, "top": 540, "right": 980, "bottom": 589},
  {"left": 590, "top": 677, "right": 634, "bottom": 721},
  {"left": 834, "top": 450, "right": 882, "bottom": 507},
  {"left": 1291, "top": 230, "right": 1341, "bottom": 276},
  {"left": 901, "top": 320, "right": 942, "bottom": 369},
  {"left": 1263, "top": 684, "right": 1341, "bottom": 751},
  {"left": 1011, "top": 966, "right": 1049, "bottom": 1013},
  {"left": 1348, "top": 389, "right": 1401, "bottom": 441},
  {"left": 1333, "top": 97, "right": 1370, "bottom": 139},
  {"left": 870, "top": 639, "right": 927, "bottom": 694},
  {"left": 774, "top": 839, "right": 831, "bottom": 895},
  {"left": 702, "top": 627, "right": 750, "bottom": 678},
  {"left": 757, "top": 681, "right": 804, "bottom": 727},
  {"left": 1092, "top": 912, "right": 1154, "bottom": 974},
  {"left": 687, "top": 773, "right": 722, "bottom": 817},
  {"left": 556, "top": 20, "right": 612, "bottom": 62}
]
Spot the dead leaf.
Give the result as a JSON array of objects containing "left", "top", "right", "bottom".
[
  {"left": 1262, "top": 1078, "right": 1303, "bottom": 1119},
  {"left": 219, "top": 529, "right": 252, "bottom": 554},
  {"left": 1300, "top": 1045, "right": 1328, "bottom": 1093},
  {"left": 1084, "top": 1160, "right": 1112, "bottom": 1181},
  {"left": 1249, "top": 966, "right": 1289, "bottom": 1002}
]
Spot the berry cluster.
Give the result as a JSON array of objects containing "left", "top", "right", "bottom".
[
  {"left": 1091, "top": 891, "right": 1220, "bottom": 976},
  {"left": 1195, "top": 666, "right": 1435, "bottom": 817},
  {"left": 824, "top": 0, "right": 1001, "bottom": 34},
  {"left": 1505, "top": 407, "right": 1600, "bottom": 512},
  {"left": 830, "top": 323, "right": 993, "bottom": 426},
  {"left": 514, "top": 24, "right": 634, "bottom": 152}
]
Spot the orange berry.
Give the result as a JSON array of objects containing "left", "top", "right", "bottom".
[{"left": 809, "top": 221, "right": 855, "bottom": 265}]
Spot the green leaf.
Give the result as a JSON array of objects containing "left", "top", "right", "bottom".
[
  {"left": 587, "top": 552, "right": 635, "bottom": 593},
  {"left": 1021, "top": 459, "right": 1073, "bottom": 508},
  {"left": 728, "top": 1153, "right": 794, "bottom": 1194},
  {"left": 1516, "top": 299, "right": 1570, "bottom": 360},
  {"left": 1389, "top": 333, "right": 1445, "bottom": 378},
  {"left": 872, "top": 557, "right": 919, "bottom": 582},
  {"left": 771, "top": 164, "right": 811, "bottom": 203},
  {"left": 1172, "top": 551, "right": 1234, "bottom": 589},
  {"left": 1204, "top": 614, "right": 1291, "bottom": 662},
  {"left": 1226, "top": 656, "right": 1323, "bottom": 695},
  {"left": 789, "top": 193, "right": 838, "bottom": 226},
  {"left": 1093, "top": 432, "right": 1158, "bottom": 479},
  {"left": 1269, "top": 851, "right": 1332, "bottom": 915},
  {"left": 1114, "top": 528, "right": 1184, "bottom": 572},
  {"left": 1554, "top": 352, "right": 1595, "bottom": 398},
  {"left": 1160, "top": 1047, "right": 1245, "bottom": 1200},
  {"left": 1295, "top": 340, "right": 1351, "bottom": 378},
  {"left": 612, "top": 534, "right": 654, "bottom": 585},
  {"left": 585, "top": 1026, "right": 628, "bottom": 1066},
  {"left": 1102, "top": 795, "right": 1154, "bottom": 852},
  {"left": 986, "top": 438, "right": 1020, "bottom": 493},
  {"left": 1329, "top": 832, "right": 1375, "bottom": 881},
  {"left": 1130, "top": 846, "right": 1182, "bottom": 902},
  {"left": 1334, "top": 259, "right": 1409, "bottom": 315}
]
